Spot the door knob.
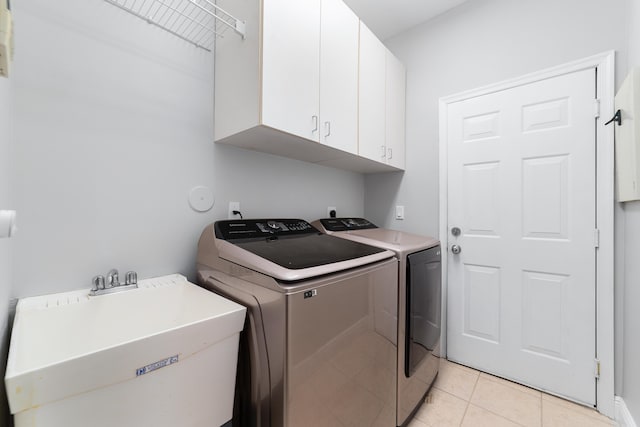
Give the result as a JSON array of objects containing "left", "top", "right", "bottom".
[{"left": 451, "top": 245, "right": 462, "bottom": 255}]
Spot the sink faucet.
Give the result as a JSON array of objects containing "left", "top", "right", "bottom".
[{"left": 90, "top": 268, "right": 138, "bottom": 296}]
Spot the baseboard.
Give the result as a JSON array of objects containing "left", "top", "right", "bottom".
[{"left": 616, "top": 396, "right": 638, "bottom": 427}]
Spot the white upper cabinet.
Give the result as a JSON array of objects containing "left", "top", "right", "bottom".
[
  {"left": 262, "top": 0, "right": 321, "bottom": 142},
  {"left": 214, "top": 0, "right": 404, "bottom": 173},
  {"left": 358, "top": 22, "right": 386, "bottom": 163},
  {"left": 358, "top": 23, "right": 406, "bottom": 169},
  {"left": 319, "top": 0, "right": 359, "bottom": 153},
  {"left": 385, "top": 50, "right": 406, "bottom": 169}
]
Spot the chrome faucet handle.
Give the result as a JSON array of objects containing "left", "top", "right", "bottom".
[
  {"left": 106, "top": 269, "right": 119, "bottom": 288},
  {"left": 125, "top": 271, "right": 137, "bottom": 286},
  {"left": 91, "top": 275, "right": 105, "bottom": 291},
  {"left": 90, "top": 269, "right": 137, "bottom": 296}
]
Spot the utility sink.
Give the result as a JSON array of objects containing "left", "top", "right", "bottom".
[{"left": 4, "top": 274, "right": 246, "bottom": 427}]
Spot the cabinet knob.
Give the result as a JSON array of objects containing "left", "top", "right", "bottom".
[
  {"left": 312, "top": 116, "right": 318, "bottom": 133},
  {"left": 324, "top": 121, "right": 331, "bottom": 137},
  {"left": 387, "top": 148, "right": 393, "bottom": 159},
  {"left": 381, "top": 145, "right": 386, "bottom": 159}
]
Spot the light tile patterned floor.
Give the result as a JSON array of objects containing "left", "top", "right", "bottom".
[{"left": 408, "top": 360, "right": 616, "bottom": 427}]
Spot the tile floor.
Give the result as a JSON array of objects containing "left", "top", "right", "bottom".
[{"left": 408, "top": 359, "right": 616, "bottom": 427}]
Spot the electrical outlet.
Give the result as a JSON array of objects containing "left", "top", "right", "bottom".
[
  {"left": 327, "top": 206, "right": 337, "bottom": 218},
  {"left": 228, "top": 201, "right": 240, "bottom": 219},
  {"left": 395, "top": 205, "right": 405, "bottom": 220}
]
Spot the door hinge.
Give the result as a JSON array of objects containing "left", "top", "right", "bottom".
[
  {"left": 595, "top": 359, "right": 601, "bottom": 379},
  {"left": 595, "top": 99, "right": 601, "bottom": 118},
  {"left": 594, "top": 229, "right": 600, "bottom": 248}
]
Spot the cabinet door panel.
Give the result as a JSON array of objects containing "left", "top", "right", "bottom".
[
  {"left": 262, "top": 0, "right": 321, "bottom": 141},
  {"left": 386, "top": 50, "right": 406, "bottom": 169},
  {"left": 358, "top": 23, "right": 386, "bottom": 163},
  {"left": 319, "top": 0, "right": 359, "bottom": 153}
]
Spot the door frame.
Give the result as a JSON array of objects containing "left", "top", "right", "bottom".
[{"left": 438, "top": 51, "right": 615, "bottom": 417}]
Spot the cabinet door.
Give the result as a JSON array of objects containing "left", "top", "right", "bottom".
[
  {"left": 262, "top": 0, "right": 321, "bottom": 141},
  {"left": 385, "top": 50, "right": 406, "bottom": 169},
  {"left": 358, "top": 22, "right": 386, "bottom": 163},
  {"left": 319, "top": 0, "right": 359, "bottom": 153}
]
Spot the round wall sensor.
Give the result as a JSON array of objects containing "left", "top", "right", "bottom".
[{"left": 188, "top": 186, "right": 214, "bottom": 212}]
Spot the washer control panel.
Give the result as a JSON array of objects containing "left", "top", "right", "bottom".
[
  {"left": 215, "top": 219, "right": 316, "bottom": 240},
  {"left": 319, "top": 218, "right": 378, "bottom": 232}
]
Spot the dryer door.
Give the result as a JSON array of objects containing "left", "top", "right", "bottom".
[{"left": 405, "top": 245, "right": 442, "bottom": 377}]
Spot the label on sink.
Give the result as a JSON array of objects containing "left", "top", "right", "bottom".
[{"left": 136, "top": 354, "right": 179, "bottom": 376}]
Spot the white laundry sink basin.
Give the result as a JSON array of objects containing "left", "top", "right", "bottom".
[{"left": 5, "top": 274, "right": 246, "bottom": 427}]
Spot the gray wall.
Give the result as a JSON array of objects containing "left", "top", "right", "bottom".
[
  {"left": 4, "top": 0, "right": 639, "bottom": 423},
  {"left": 0, "top": 48, "right": 13, "bottom": 427},
  {"left": 622, "top": 0, "right": 640, "bottom": 419},
  {"left": 364, "top": 0, "right": 630, "bottom": 416},
  {"left": 365, "top": 0, "right": 628, "bottom": 237},
  {"left": 9, "top": 0, "right": 365, "bottom": 299}
]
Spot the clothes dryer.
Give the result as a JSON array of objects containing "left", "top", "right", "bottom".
[{"left": 312, "top": 217, "right": 441, "bottom": 426}]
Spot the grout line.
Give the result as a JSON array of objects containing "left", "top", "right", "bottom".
[
  {"left": 540, "top": 386, "right": 544, "bottom": 427},
  {"left": 473, "top": 404, "right": 530, "bottom": 427},
  {"left": 459, "top": 370, "right": 481, "bottom": 426},
  {"left": 463, "top": 371, "right": 532, "bottom": 427}
]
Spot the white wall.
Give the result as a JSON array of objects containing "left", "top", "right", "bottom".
[
  {"left": 10, "top": 0, "right": 365, "bottom": 298},
  {"left": 0, "top": 52, "right": 13, "bottom": 427},
  {"left": 365, "top": 0, "right": 628, "bottom": 237},
  {"left": 621, "top": 0, "right": 640, "bottom": 421}
]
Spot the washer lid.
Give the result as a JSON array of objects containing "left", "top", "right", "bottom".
[
  {"left": 312, "top": 218, "right": 440, "bottom": 255},
  {"left": 234, "top": 233, "right": 386, "bottom": 270},
  {"left": 213, "top": 219, "right": 393, "bottom": 280}
]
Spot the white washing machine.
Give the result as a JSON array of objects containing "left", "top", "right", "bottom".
[
  {"left": 312, "top": 217, "right": 441, "bottom": 427},
  {"left": 196, "top": 218, "right": 399, "bottom": 427}
]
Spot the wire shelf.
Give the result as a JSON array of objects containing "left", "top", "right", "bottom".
[{"left": 104, "top": 0, "right": 246, "bottom": 51}]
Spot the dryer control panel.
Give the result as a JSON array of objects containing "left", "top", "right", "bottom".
[
  {"left": 319, "top": 218, "right": 378, "bottom": 232},
  {"left": 214, "top": 219, "right": 316, "bottom": 240}
]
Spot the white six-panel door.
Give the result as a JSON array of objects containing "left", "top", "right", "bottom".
[{"left": 446, "top": 68, "right": 597, "bottom": 405}]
